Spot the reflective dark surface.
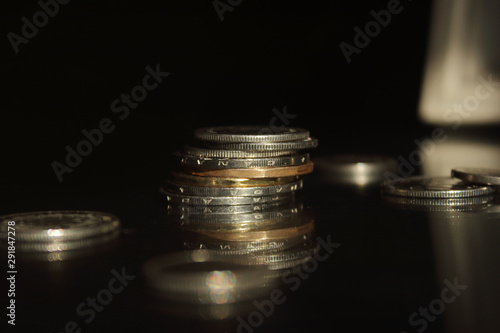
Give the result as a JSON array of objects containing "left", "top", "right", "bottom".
[{"left": 2, "top": 135, "right": 500, "bottom": 333}]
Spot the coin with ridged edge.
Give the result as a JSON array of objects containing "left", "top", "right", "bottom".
[
  {"left": 194, "top": 126, "right": 310, "bottom": 143},
  {"left": 0, "top": 211, "right": 121, "bottom": 242},
  {"left": 184, "top": 146, "right": 297, "bottom": 158},
  {"left": 176, "top": 153, "right": 310, "bottom": 169},
  {"left": 161, "top": 189, "right": 294, "bottom": 206},
  {"left": 189, "top": 162, "right": 313, "bottom": 178},
  {"left": 164, "top": 179, "right": 302, "bottom": 197},
  {"left": 381, "top": 176, "right": 495, "bottom": 198},
  {"left": 203, "top": 137, "right": 318, "bottom": 151}
]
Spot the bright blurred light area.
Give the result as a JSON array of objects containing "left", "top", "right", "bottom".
[
  {"left": 421, "top": 138, "right": 500, "bottom": 176},
  {"left": 419, "top": 0, "right": 500, "bottom": 125}
]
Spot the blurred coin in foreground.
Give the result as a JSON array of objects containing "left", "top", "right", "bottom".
[{"left": 451, "top": 167, "right": 500, "bottom": 185}]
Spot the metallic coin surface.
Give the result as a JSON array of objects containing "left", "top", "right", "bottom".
[
  {"left": 196, "top": 219, "right": 314, "bottom": 242},
  {"left": 452, "top": 167, "right": 500, "bottom": 185},
  {"left": 194, "top": 126, "right": 310, "bottom": 143},
  {"left": 164, "top": 179, "right": 302, "bottom": 197},
  {"left": 167, "top": 201, "right": 288, "bottom": 214},
  {"left": 143, "top": 250, "right": 275, "bottom": 303},
  {"left": 176, "top": 203, "right": 303, "bottom": 224},
  {"left": 381, "top": 176, "right": 495, "bottom": 198},
  {"left": 176, "top": 153, "right": 310, "bottom": 169},
  {"left": 161, "top": 189, "right": 294, "bottom": 206},
  {"left": 189, "top": 161, "right": 314, "bottom": 178},
  {"left": 184, "top": 146, "right": 296, "bottom": 158},
  {"left": 169, "top": 172, "right": 297, "bottom": 187},
  {"left": 382, "top": 194, "right": 495, "bottom": 211},
  {"left": 204, "top": 137, "right": 318, "bottom": 151},
  {"left": 0, "top": 211, "right": 121, "bottom": 242}
]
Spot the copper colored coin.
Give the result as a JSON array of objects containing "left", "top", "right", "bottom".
[{"left": 188, "top": 162, "right": 314, "bottom": 178}]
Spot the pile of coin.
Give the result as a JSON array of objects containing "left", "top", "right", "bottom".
[
  {"left": 381, "top": 168, "right": 500, "bottom": 211},
  {"left": 162, "top": 126, "right": 318, "bottom": 217}
]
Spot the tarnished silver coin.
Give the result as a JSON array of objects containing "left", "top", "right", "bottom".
[
  {"left": 203, "top": 137, "right": 318, "bottom": 151},
  {"left": 164, "top": 179, "right": 302, "bottom": 197},
  {"left": 177, "top": 203, "right": 303, "bottom": 224},
  {"left": 184, "top": 146, "right": 297, "bottom": 158},
  {"left": 194, "top": 126, "right": 309, "bottom": 143},
  {"left": 452, "top": 167, "right": 500, "bottom": 185},
  {"left": 381, "top": 176, "right": 495, "bottom": 198},
  {"left": 161, "top": 190, "right": 294, "bottom": 206},
  {"left": 176, "top": 153, "right": 310, "bottom": 169},
  {"left": 0, "top": 210, "right": 121, "bottom": 242},
  {"left": 167, "top": 201, "right": 287, "bottom": 214}
]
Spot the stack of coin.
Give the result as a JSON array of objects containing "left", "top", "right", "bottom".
[
  {"left": 162, "top": 126, "right": 318, "bottom": 223},
  {"left": 381, "top": 174, "right": 497, "bottom": 211}
]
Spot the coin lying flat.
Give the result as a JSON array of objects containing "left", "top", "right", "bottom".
[
  {"left": 176, "top": 153, "right": 310, "bottom": 169},
  {"left": 167, "top": 201, "right": 288, "bottom": 214},
  {"left": 382, "top": 194, "right": 494, "bottom": 211},
  {"left": 381, "top": 176, "right": 495, "bottom": 198},
  {"left": 161, "top": 189, "right": 294, "bottom": 206},
  {"left": 143, "top": 250, "right": 276, "bottom": 303},
  {"left": 164, "top": 179, "right": 302, "bottom": 197},
  {"left": 189, "top": 162, "right": 314, "bottom": 178},
  {"left": 194, "top": 126, "right": 310, "bottom": 143},
  {"left": 184, "top": 146, "right": 297, "bottom": 158},
  {"left": 0, "top": 211, "right": 121, "bottom": 242},
  {"left": 169, "top": 171, "right": 297, "bottom": 187},
  {"left": 177, "top": 203, "right": 303, "bottom": 224},
  {"left": 204, "top": 137, "right": 318, "bottom": 151},
  {"left": 451, "top": 167, "right": 500, "bottom": 185}
]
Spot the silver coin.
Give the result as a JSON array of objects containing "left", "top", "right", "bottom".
[
  {"left": 176, "top": 153, "right": 310, "bottom": 169},
  {"left": 382, "top": 194, "right": 495, "bottom": 211},
  {"left": 161, "top": 189, "right": 294, "bottom": 206},
  {"left": 381, "top": 176, "right": 495, "bottom": 198},
  {"left": 164, "top": 179, "right": 302, "bottom": 197},
  {"left": 452, "top": 167, "right": 500, "bottom": 185},
  {"left": 313, "top": 154, "right": 398, "bottom": 186},
  {"left": 167, "top": 201, "right": 287, "bottom": 214},
  {"left": 184, "top": 146, "right": 297, "bottom": 158},
  {"left": 11, "top": 231, "right": 121, "bottom": 253},
  {"left": 194, "top": 126, "right": 310, "bottom": 143},
  {"left": 0, "top": 210, "right": 121, "bottom": 242},
  {"left": 203, "top": 137, "right": 318, "bottom": 151},
  {"left": 177, "top": 203, "right": 303, "bottom": 224}
]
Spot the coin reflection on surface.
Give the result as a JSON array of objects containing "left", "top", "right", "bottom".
[{"left": 313, "top": 154, "right": 398, "bottom": 186}]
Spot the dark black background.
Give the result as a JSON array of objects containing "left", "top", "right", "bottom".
[
  {"left": 1, "top": 0, "right": 432, "bottom": 193},
  {"left": 5, "top": 1, "right": 484, "bottom": 333}
]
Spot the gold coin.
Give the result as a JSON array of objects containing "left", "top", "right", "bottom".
[
  {"left": 187, "top": 162, "right": 314, "bottom": 179},
  {"left": 169, "top": 171, "right": 298, "bottom": 187},
  {"left": 194, "top": 219, "right": 314, "bottom": 242}
]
